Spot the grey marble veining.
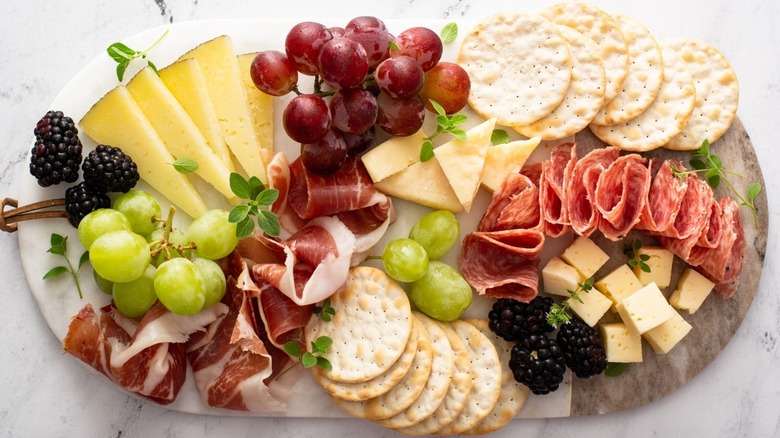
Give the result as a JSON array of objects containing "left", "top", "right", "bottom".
[{"left": 1, "top": 1, "right": 778, "bottom": 437}]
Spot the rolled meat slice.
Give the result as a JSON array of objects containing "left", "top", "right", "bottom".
[
  {"left": 660, "top": 173, "right": 713, "bottom": 240},
  {"left": 637, "top": 159, "right": 688, "bottom": 233},
  {"left": 479, "top": 172, "right": 542, "bottom": 233},
  {"left": 540, "top": 143, "right": 577, "bottom": 237},
  {"left": 594, "top": 154, "right": 651, "bottom": 240},
  {"left": 565, "top": 146, "right": 621, "bottom": 236}
]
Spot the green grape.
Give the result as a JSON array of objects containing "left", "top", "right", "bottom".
[
  {"left": 192, "top": 258, "right": 226, "bottom": 307},
  {"left": 187, "top": 209, "right": 239, "bottom": 260},
  {"left": 382, "top": 238, "right": 429, "bottom": 282},
  {"left": 154, "top": 258, "right": 205, "bottom": 315},
  {"left": 93, "top": 269, "right": 114, "bottom": 295},
  {"left": 112, "top": 190, "right": 162, "bottom": 236},
  {"left": 147, "top": 227, "right": 191, "bottom": 265},
  {"left": 409, "top": 210, "right": 460, "bottom": 260},
  {"left": 77, "top": 208, "right": 132, "bottom": 250},
  {"left": 89, "top": 230, "right": 151, "bottom": 283},
  {"left": 113, "top": 265, "right": 157, "bottom": 318},
  {"left": 409, "top": 261, "right": 473, "bottom": 321}
]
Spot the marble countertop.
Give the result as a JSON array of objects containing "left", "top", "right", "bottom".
[{"left": 1, "top": 1, "right": 777, "bottom": 436}]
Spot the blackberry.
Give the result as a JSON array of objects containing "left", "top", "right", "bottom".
[
  {"left": 509, "top": 334, "right": 567, "bottom": 395},
  {"left": 81, "top": 144, "right": 140, "bottom": 193},
  {"left": 65, "top": 182, "right": 111, "bottom": 227},
  {"left": 29, "top": 110, "right": 83, "bottom": 187},
  {"left": 488, "top": 296, "right": 554, "bottom": 342},
  {"left": 557, "top": 318, "right": 607, "bottom": 378}
]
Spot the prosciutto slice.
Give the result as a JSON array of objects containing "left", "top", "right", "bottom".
[
  {"left": 565, "top": 146, "right": 621, "bottom": 236},
  {"left": 540, "top": 144, "right": 577, "bottom": 237},
  {"left": 594, "top": 154, "right": 651, "bottom": 240},
  {"left": 637, "top": 159, "right": 688, "bottom": 233}
]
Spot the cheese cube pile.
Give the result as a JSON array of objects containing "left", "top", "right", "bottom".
[{"left": 615, "top": 282, "right": 676, "bottom": 336}]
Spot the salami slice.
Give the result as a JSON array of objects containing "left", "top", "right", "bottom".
[
  {"left": 661, "top": 173, "right": 713, "bottom": 240},
  {"left": 541, "top": 143, "right": 577, "bottom": 237},
  {"left": 479, "top": 171, "right": 542, "bottom": 233},
  {"left": 565, "top": 146, "right": 621, "bottom": 236},
  {"left": 594, "top": 154, "right": 651, "bottom": 240},
  {"left": 637, "top": 159, "right": 688, "bottom": 233}
]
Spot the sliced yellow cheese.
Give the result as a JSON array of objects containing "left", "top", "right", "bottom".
[
  {"left": 158, "top": 58, "right": 234, "bottom": 170},
  {"left": 79, "top": 86, "right": 207, "bottom": 218},
  {"left": 434, "top": 118, "right": 495, "bottom": 212},
  {"left": 178, "top": 36, "right": 267, "bottom": 183},
  {"left": 237, "top": 53, "right": 274, "bottom": 151},
  {"left": 615, "top": 282, "right": 676, "bottom": 336},
  {"left": 567, "top": 287, "right": 612, "bottom": 327},
  {"left": 126, "top": 67, "right": 235, "bottom": 200},
  {"left": 600, "top": 322, "right": 643, "bottom": 363},
  {"left": 595, "top": 265, "right": 644, "bottom": 311},
  {"left": 643, "top": 311, "right": 692, "bottom": 354},
  {"left": 633, "top": 246, "right": 674, "bottom": 288},
  {"left": 669, "top": 268, "right": 715, "bottom": 314},
  {"left": 361, "top": 129, "right": 428, "bottom": 183},
  {"left": 541, "top": 256, "right": 583, "bottom": 297},
  {"left": 560, "top": 235, "right": 609, "bottom": 279},
  {"left": 480, "top": 136, "right": 541, "bottom": 192},
  {"left": 374, "top": 158, "right": 463, "bottom": 213}
]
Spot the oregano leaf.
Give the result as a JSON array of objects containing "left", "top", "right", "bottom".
[
  {"left": 235, "top": 217, "right": 255, "bottom": 238},
  {"left": 491, "top": 129, "right": 510, "bottom": 145},
  {"left": 78, "top": 251, "right": 90, "bottom": 269},
  {"left": 172, "top": 157, "right": 198, "bottom": 174},
  {"left": 257, "top": 210, "right": 281, "bottom": 237},
  {"left": 747, "top": 183, "right": 761, "bottom": 200},
  {"left": 43, "top": 266, "right": 68, "bottom": 280},
  {"left": 255, "top": 189, "right": 280, "bottom": 207},
  {"left": 228, "top": 205, "right": 250, "bottom": 223},
  {"left": 440, "top": 22, "right": 458, "bottom": 43},
  {"left": 430, "top": 99, "right": 446, "bottom": 116},
  {"left": 229, "top": 172, "right": 251, "bottom": 199},
  {"left": 420, "top": 141, "right": 434, "bottom": 162},
  {"left": 316, "top": 356, "right": 333, "bottom": 371},
  {"left": 283, "top": 341, "right": 301, "bottom": 358},
  {"left": 301, "top": 352, "right": 317, "bottom": 368},
  {"left": 605, "top": 362, "right": 628, "bottom": 377},
  {"left": 247, "top": 176, "right": 265, "bottom": 199}
]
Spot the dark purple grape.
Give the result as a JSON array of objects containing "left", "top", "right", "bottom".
[
  {"left": 329, "top": 88, "right": 378, "bottom": 134},
  {"left": 283, "top": 94, "right": 331, "bottom": 143},
  {"left": 390, "top": 27, "right": 443, "bottom": 71},
  {"left": 376, "top": 93, "right": 425, "bottom": 136},
  {"left": 375, "top": 55, "right": 425, "bottom": 99},
  {"left": 340, "top": 126, "right": 376, "bottom": 156},
  {"left": 329, "top": 26, "right": 346, "bottom": 38},
  {"left": 318, "top": 37, "right": 370, "bottom": 89},
  {"left": 285, "top": 22, "right": 333, "bottom": 75},
  {"left": 344, "top": 16, "right": 394, "bottom": 68},
  {"left": 301, "top": 129, "right": 348, "bottom": 174},
  {"left": 250, "top": 51, "right": 298, "bottom": 96}
]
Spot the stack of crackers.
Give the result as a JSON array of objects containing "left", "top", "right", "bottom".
[
  {"left": 458, "top": 2, "right": 739, "bottom": 152},
  {"left": 306, "top": 267, "right": 530, "bottom": 435}
]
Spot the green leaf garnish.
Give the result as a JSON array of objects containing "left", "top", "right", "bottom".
[
  {"left": 547, "top": 277, "right": 594, "bottom": 328},
  {"left": 420, "top": 99, "right": 468, "bottom": 162},
  {"left": 276, "top": 336, "right": 333, "bottom": 380},
  {"left": 623, "top": 239, "right": 651, "bottom": 273},
  {"left": 491, "top": 129, "right": 510, "bottom": 145},
  {"left": 107, "top": 29, "right": 169, "bottom": 81},
  {"left": 43, "top": 266, "right": 68, "bottom": 280},
  {"left": 605, "top": 362, "right": 628, "bottom": 377},
  {"left": 440, "top": 22, "right": 458, "bottom": 43},
  {"left": 172, "top": 158, "right": 198, "bottom": 174},
  {"left": 43, "top": 233, "right": 86, "bottom": 299},
  {"left": 228, "top": 172, "right": 280, "bottom": 238},
  {"left": 313, "top": 298, "right": 336, "bottom": 322},
  {"left": 389, "top": 41, "right": 400, "bottom": 51}
]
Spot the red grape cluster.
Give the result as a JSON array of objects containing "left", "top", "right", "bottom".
[{"left": 250, "top": 17, "right": 470, "bottom": 174}]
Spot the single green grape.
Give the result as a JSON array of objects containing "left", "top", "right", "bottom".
[
  {"left": 382, "top": 238, "right": 429, "bottom": 282},
  {"left": 77, "top": 208, "right": 132, "bottom": 250},
  {"left": 187, "top": 209, "right": 238, "bottom": 260},
  {"left": 113, "top": 265, "right": 157, "bottom": 318},
  {"left": 409, "top": 261, "right": 473, "bottom": 321},
  {"left": 409, "top": 210, "right": 460, "bottom": 260},
  {"left": 112, "top": 190, "right": 162, "bottom": 236},
  {"left": 154, "top": 258, "right": 205, "bottom": 315},
  {"left": 147, "top": 227, "right": 191, "bottom": 266},
  {"left": 192, "top": 258, "right": 227, "bottom": 307},
  {"left": 93, "top": 269, "right": 114, "bottom": 295},
  {"left": 89, "top": 230, "right": 151, "bottom": 283}
]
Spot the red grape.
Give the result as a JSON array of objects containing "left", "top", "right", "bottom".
[
  {"left": 329, "top": 88, "right": 378, "bottom": 134},
  {"left": 340, "top": 126, "right": 376, "bottom": 156},
  {"left": 285, "top": 22, "right": 333, "bottom": 75},
  {"left": 329, "top": 26, "right": 346, "bottom": 38},
  {"left": 283, "top": 94, "right": 331, "bottom": 143},
  {"left": 250, "top": 51, "right": 298, "bottom": 96},
  {"left": 375, "top": 56, "right": 424, "bottom": 99},
  {"left": 419, "top": 62, "right": 471, "bottom": 114},
  {"left": 390, "top": 27, "right": 443, "bottom": 71},
  {"left": 301, "top": 129, "right": 347, "bottom": 174},
  {"left": 318, "top": 37, "right": 369, "bottom": 89},
  {"left": 344, "top": 16, "right": 394, "bottom": 68},
  {"left": 376, "top": 93, "right": 425, "bottom": 136}
]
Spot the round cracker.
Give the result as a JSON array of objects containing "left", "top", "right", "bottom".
[
  {"left": 314, "top": 317, "right": 419, "bottom": 401},
  {"left": 665, "top": 37, "right": 739, "bottom": 150},
  {"left": 435, "top": 320, "right": 502, "bottom": 435},
  {"left": 306, "top": 266, "right": 412, "bottom": 383},
  {"left": 462, "top": 319, "right": 531, "bottom": 436},
  {"left": 589, "top": 45, "right": 696, "bottom": 151},
  {"left": 540, "top": 2, "right": 629, "bottom": 103},
  {"left": 396, "top": 321, "right": 472, "bottom": 436},
  {"left": 514, "top": 25, "right": 606, "bottom": 140},
  {"left": 376, "top": 313, "right": 454, "bottom": 429},
  {"left": 590, "top": 13, "right": 664, "bottom": 126},
  {"left": 458, "top": 11, "right": 572, "bottom": 127}
]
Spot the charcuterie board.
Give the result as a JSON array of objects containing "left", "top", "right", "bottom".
[{"left": 15, "top": 17, "right": 767, "bottom": 421}]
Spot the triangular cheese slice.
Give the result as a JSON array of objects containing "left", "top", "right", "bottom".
[
  {"left": 361, "top": 129, "right": 428, "bottom": 183},
  {"left": 374, "top": 158, "right": 463, "bottom": 213},
  {"left": 433, "top": 118, "right": 495, "bottom": 212},
  {"left": 480, "top": 136, "right": 541, "bottom": 192},
  {"left": 237, "top": 53, "right": 274, "bottom": 152}
]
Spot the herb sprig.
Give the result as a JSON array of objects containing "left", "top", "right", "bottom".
[
  {"left": 547, "top": 277, "right": 594, "bottom": 328},
  {"left": 440, "top": 23, "right": 458, "bottom": 43},
  {"left": 604, "top": 362, "right": 628, "bottom": 377},
  {"left": 624, "top": 239, "right": 651, "bottom": 273},
  {"left": 107, "top": 29, "right": 170, "bottom": 81},
  {"left": 43, "top": 233, "right": 88, "bottom": 299},
  {"left": 228, "top": 173, "right": 281, "bottom": 238},
  {"left": 420, "top": 100, "right": 467, "bottom": 162},
  {"left": 276, "top": 336, "right": 333, "bottom": 380},
  {"left": 313, "top": 298, "right": 336, "bottom": 322}
]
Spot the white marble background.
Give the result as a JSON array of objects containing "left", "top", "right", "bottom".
[{"left": 1, "top": 1, "right": 777, "bottom": 437}]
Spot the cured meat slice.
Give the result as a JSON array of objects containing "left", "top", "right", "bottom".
[
  {"left": 479, "top": 172, "right": 542, "bottom": 232},
  {"left": 699, "top": 198, "right": 745, "bottom": 296},
  {"left": 540, "top": 144, "right": 576, "bottom": 237},
  {"left": 565, "top": 146, "right": 621, "bottom": 236},
  {"left": 696, "top": 195, "right": 724, "bottom": 250},
  {"left": 661, "top": 173, "right": 713, "bottom": 240},
  {"left": 637, "top": 159, "right": 688, "bottom": 233},
  {"left": 594, "top": 154, "right": 651, "bottom": 240}
]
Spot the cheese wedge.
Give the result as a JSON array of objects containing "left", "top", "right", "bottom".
[
  {"left": 237, "top": 53, "right": 274, "bottom": 151},
  {"left": 361, "top": 129, "right": 428, "bottom": 183},
  {"left": 158, "top": 58, "right": 234, "bottom": 170},
  {"left": 126, "top": 67, "right": 235, "bottom": 200},
  {"left": 480, "top": 136, "right": 541, "bottom": 192},
  {"left": 374, "top": 158, "right": 463, "bottom": 213},
  {"left": 178, "top": 36, "right": 267, "bottom": 183},
  {"left": 434, "top": 118, "right": 495, "bottom": 211},
  {"left": 80, "top": 86, "right": 207, "bottom": 218}
]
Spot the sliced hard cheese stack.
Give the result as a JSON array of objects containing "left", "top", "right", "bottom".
[
  {"left": 80, "top": 86, "right": 207, "bottom": 218},
  {"left": 178, "top": 35, "right": 268, "bottom": 183},
  {"left": 158, "top": 58, "right": 234, "bottom": 170},
  {"left": 374, "top": 158, "right": 463, "bottom": 213},
  {"left": 434, "top": 118, "right": 495, "bottom": 212},
  {"left": 361, "top": 129, "right": 428, "bottom": 183},
  {"left": 126, "top": 67, "right": 235, "bottom": 200},
  {"left": 480, "top": 136, "right": 540, "bottom": 192},
  {"left": 237, "top": 53, "right": 274, "bottom": 153}
]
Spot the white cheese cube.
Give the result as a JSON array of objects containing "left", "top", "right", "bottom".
[
  {"left": 560, "top": 236, "right": 609, "bottom": 279},
  {"left": 642, "top": 311, "right": 692, "bottom": 354},
  {"left": 615, "top": 282, "right": 676, "bottom": 336},
  {"left": 595, "top": 265, "right": 644, "bottom": 311},
  {"left": 542, "top": 256, "right": 584, "bottom": 297},
  {"left": 600, "top": 322, "right": 643, "bottom": 363},
  {"left": 669, "top": 268, "right": 715, "bottom": 314},
  {"left": 633, "top": 246, "right": 674, "bottom": 288},
  {"left": 567, "top": 288, "right": 612, "bottom": 327}
]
